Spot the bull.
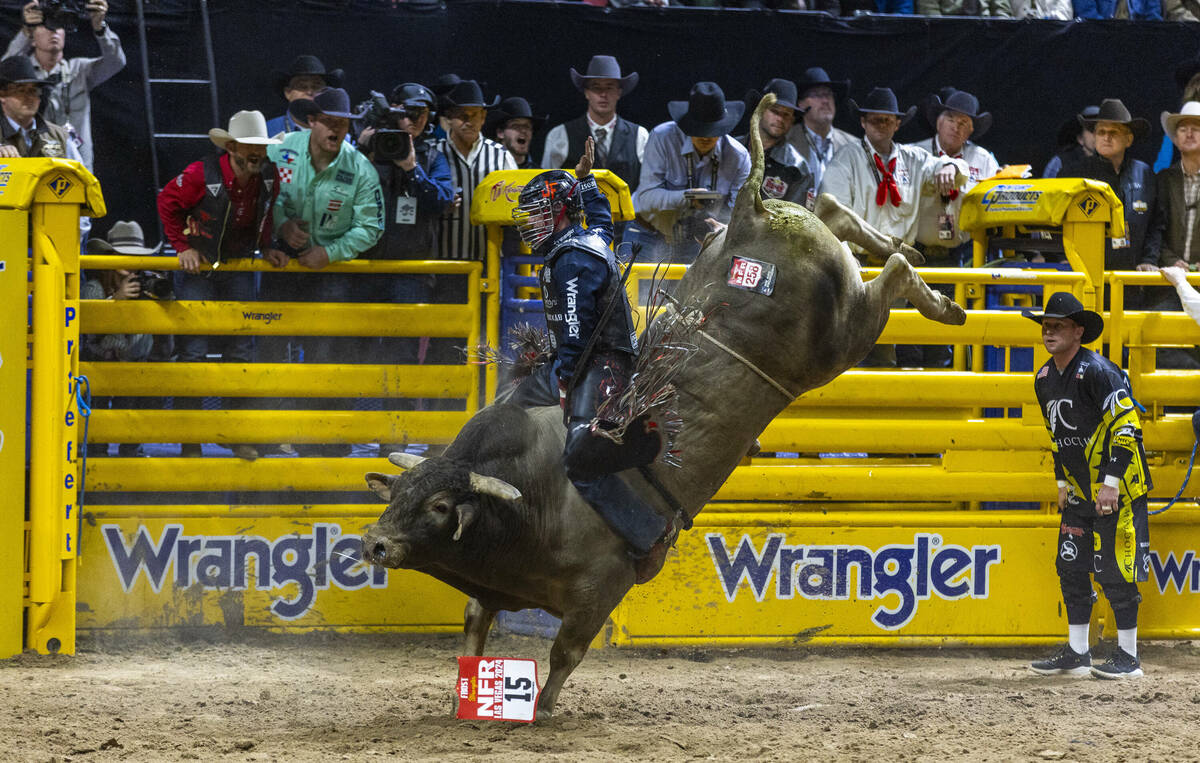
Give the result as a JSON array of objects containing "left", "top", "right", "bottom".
[{"left": 362, "top": 94, "right": 966, "bottom": 718}]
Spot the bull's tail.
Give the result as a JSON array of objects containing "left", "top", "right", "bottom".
[{"left": 729, "top": 93, "right": 771, "bottom": 233}]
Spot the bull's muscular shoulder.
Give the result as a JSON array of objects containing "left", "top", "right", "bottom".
[{"left": 444, "top": 404, "right": 541, "bottom": 464}]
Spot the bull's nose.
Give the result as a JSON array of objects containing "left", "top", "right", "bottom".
[{"left": 371, "top": 541, "right": 388, "bottom": 563}]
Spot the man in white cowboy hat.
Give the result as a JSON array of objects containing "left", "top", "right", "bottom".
[
  {"left": 156, "top": 109, "right": 285, "bottom": 460},
  {"left": 630, "top": 81, "right": 750, "bottom": 263},
  {"left": 1024, "top": 292, "right": 1152, "bottom": 681},
  {"left": 737, "top": 78, "right": 813, "bottom": 207},
  {"left": 1060, "top": 99, "right": 1157, "bottom": 278},
  {"left": 820, "top": 87, "right": 966, "bottom": 257},
  {"left": 265, "top": 54, "right": 344, "bottom": 138},
  {"left": 1151, "top": 102, "right": 1200, "bottom": 272},
  {"left": 433, "top": 79, "right": 515, "bottom": 261},
  {"left": 6, "top": 0, "right": 125, "bottom": 171},
  {"left": 541, "top": 55, "right": 649, "bottom": 192},
  {"left": 786, "top": 67, "right": 855, "bottom": 191}
]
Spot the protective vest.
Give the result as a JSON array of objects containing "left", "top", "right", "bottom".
[
  {"left": 185, "top": 154, "right": 277, "bottom": 263},
  {"left": 540, "top": 227, "right": 638, "bottom": 381},
  {"left": 562, "top": 116, "right": 642, "bottom": 192}
]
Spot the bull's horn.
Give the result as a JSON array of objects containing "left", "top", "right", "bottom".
[
  {"left": 469, "top": 472, "right": 522, "bottom": 501},
  {"left": 388, "top": 452, "right": 427, "bottom": 470}
]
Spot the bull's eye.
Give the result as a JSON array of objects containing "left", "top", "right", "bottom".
[{"left": 431, "top": 501, "right": 452, "bottom": 515}]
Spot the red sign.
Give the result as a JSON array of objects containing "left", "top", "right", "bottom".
[{"left": 455, "top": 656, "right": 539, "bottom": 723}]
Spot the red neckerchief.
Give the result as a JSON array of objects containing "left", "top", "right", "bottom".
[
  {"left": 936, "top": 138, "right": 963, "bottom": 201},
  {"left": 873, "top": 152, "right": 901, "bottom": 207}
]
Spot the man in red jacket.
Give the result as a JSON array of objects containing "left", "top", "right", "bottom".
[{"left": 156, "top": 109, "right": 285, "bottom": 460}]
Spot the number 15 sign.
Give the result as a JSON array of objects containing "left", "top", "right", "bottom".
[{"left": 456, "top": 656, "right": 540, "bottom": 723}]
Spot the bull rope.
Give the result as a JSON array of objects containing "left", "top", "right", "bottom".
[{"left": 695, "top": 328, "right": 797, "bottom": 402}]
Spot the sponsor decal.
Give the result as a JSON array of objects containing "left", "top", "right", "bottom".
[
  {"left": 728, "top": 256, "right": 777, "bottom": 296},
  {"left": 1150, "top": 550, "right": 1200, "bottom": 594},
  {"left": 1059, "top": 540, "right": 1078, "bottom": 562},
  {"left": 1102, "top": 389, "right": 1133, "bottom": 415},
  {"left": 564, "top": 277, "right": 580, "bottom": 338},
  {"left": 456, "top": 657, "right": 538, "bottom": 723},
  {"left": 1132, "top": 200, "right": 1148, "bottom": 213},
  {"left": 242, "top": 310, "right": 283, "bottom": 324},
  {"left": 279, "top": 167, "right": 294, "bottom": 184},
  {"left": 706, "top": 532, "right": 1001, "bottom": 630},
  {"left": 1037, "top": 365, "right": 1049, "bottom": 380},
  {"left": 319, "top": 212, "right": 335, "bottom": 228},
  {"left": 762, "top": 175, "right": 787, "bottom": 199},
  {"left": 46, "top": 174, "right": 73, "bottom": 198},
  {"left": 326, "top": 198, "right": 343, "bottom": 212},
  {"left": 1044, "top": 399, "right": 1077, "bottom": 435},
  {"left": 0, "top": 163, "right": 10, "bottom": 187},
  {"left": 1077, "top": 195, "right": 1100, "bottom": 217},
  {"left": 335, "top": 169, "right": 354, "bottom": 185},
  {"left": 979, "top": 184, "right": 1042, "bottom": 212},
  {"left": 489, "top": 180, "right": 526, "bottom": 203},
  {"left": 101, "top": 523, "right": 386, "bottom": 620},
  {"left": 279, "top": 148, "right": 298, "bottom": 165},
  {"left": 1075, "top": 360, "right": 1090, "bottom": 380},
  {"left": 1060, "top": 523, "right": 1085, "bottom": 537},
  {"left": 206, "top": 182, "right": 222, "bottom": 197}
]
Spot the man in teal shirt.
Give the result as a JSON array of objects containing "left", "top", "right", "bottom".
[{"left": 261, "top": 87, "right": 383, "bottom": 457}]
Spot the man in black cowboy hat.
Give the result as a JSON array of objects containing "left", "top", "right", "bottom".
[
  {"left": 1024, "top": 292, "right": 1152, "bottom": 680},
  {"left": 542, "top": 55, "right": 648, "bottom": 193},
  {"left": 1060, "top": 99, "right": 1157, "bottom": 277},
  {"left": 0, "top": 54, "right": 79, "bottom": 162},
  {"left": 265, "top": 54, "right": 344, "bottom": 138},
  {"left": 7, "top": 0, "right": 125, "bottom": 171},
  {"left": 432, "top": 79, "right": 515, "bottom": 262},
  {"left": 737, "top": 78, "right": 813, "bottom": 206},
  {"left": 630, "top": 81, "right": 750, "bottom": 264},
  {"left": 1044, "top": 104, "right": 1098, "bottom": 179},
  {"left": 486, "top": 96, "right": 546, "bottom": 170},
  {"left": 786, "top": 67, "right": 854, "bottom": 191}
]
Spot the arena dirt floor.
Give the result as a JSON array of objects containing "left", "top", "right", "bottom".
[{"left": 2, "top": 632, "right": 1198, "bottom": 762}]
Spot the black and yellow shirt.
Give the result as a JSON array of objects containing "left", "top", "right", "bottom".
[{"left": 1034, "top": 347, "right": 1152, "bottom": 507}]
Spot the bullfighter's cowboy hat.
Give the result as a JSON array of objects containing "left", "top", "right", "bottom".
[
  {"left": 106, "top": 220, "right": 160, "bottom": 256},
  {"left": 208, "top": 110, "right": 280, "bottom": 151},
  {"left": 485, "top": 97, "right": 547, "bottom": 139},
  {"left": 1078, "top": 99, "right": 1150, "bottom": 140},
  {"left": 569, "top": 55, "right": 639, "bottom": 95},
  {"left": 288, "top": 87, "right": 366, "bottom": 125},
  {"left": 668, "top": 82, "right": 744, "bottom": 138},
  {"left": 794, "top": 67, "right": 850, "bottom": 101},
  {"left": 0, "top": 55, "right": 52, "bottom": 89},
  {"left": 924, "top": 88, "right": 992, "bottom": 138},
  {"left": 271, "top": 54, "right": 343, "bottom": 95},
  {"left": 744, "top": 78, "right": 807, "bottom": 116},
  {"left": 439, "top": 79, "right": 500, "bottom": 110},
  {"left": 847, "top": 87, "right": 917, "bottom": 126},
  {"left": 1022, "top": 292, "right": 1104, "bottom": 345},
  {"left": 1162, "top": 101, "right": 1200, "bottom": 135}
]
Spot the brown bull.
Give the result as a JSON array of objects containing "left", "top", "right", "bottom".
[{"left": 361, "top": 94, "right": 965, "bottom": 718}]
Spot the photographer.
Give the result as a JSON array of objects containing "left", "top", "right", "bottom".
[
  {"left": 6, "top": 0, "right": 126, "bottom": 171},
  {"left": 629, "top": 81, "right": 750, "bottom": 264},
  {"left": 156, "top": 111, "right": 283, "bottom": 460}
]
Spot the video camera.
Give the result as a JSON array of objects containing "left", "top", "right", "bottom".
[
  {"left": 357, "top": 91, "right": 412, "bottom": 163},
  {"left": 135, "top": 271, "right": 174, "bottom": 300},
  {"left": 37, "top": 0, "right": 90, "bottom": 29}
]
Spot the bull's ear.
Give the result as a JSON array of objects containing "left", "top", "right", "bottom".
[
  {"left": 365, "top": 472, "right": 399, "bottom": 501},
  {"left": 452, "top": 503, "right": 478, "bottom": 542}
]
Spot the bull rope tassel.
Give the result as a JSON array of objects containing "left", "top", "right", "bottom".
[{"left": 1150, "top": 409, "right": 1200, "bottom": 516}]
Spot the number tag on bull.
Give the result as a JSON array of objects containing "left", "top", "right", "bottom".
[
  {"left": 455, "top": 656, "right": 539, "bottom": 723},
  {"left": 727, "top": 256, "right": 776, "bottom": 296}
]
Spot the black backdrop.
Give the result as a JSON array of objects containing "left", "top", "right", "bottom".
[{"left": 2, "top": 0, "right": 1198, "bottom": 243}]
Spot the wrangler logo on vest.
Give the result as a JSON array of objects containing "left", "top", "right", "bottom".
[{"left": 564, "top": 277, "right": 580, "bottom": 338}]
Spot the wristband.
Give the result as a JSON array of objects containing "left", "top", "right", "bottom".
[
  {"left": 576, "top": 175, "right": 598, "bottom": 193},
  {"left": 1102, "top": 475, "right": 1120, "bottom": 488},
  {"left": 1055, "top": 480, "right": 1068, "bottom": 489}
]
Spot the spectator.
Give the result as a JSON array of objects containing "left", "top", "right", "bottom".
[
  {"left": 629, "top": 81, "right": 750, "bottom": 263},
  {"left": 918, "top": 0, "right": 1012, "bottom": 15},
  {"left": 486, "top": 96, "right": 546, "bottom": 169},
  {"left": 541, "top": 55, "right": 648, "bottom": 193},
  {"left": 80, "top": 236, "right": 153, "bottom": 458},
  {"left": 737, "top": 78, "right": 813, "bottom": 206},
  {"left": 263, "top": 87, "right": 384, "bottom": 457},
  {"left": 1162, "top": 262, "right": 1200, "bottom": 322},
  {"left": 1044, "top": 105, "right": 1098, "bottom": 179},
  {"left": 1025, "top": 293, "right": 1152, "bottom": 680},
  {"left": 1011, "top": 0, "right": 1073, "bottom": 16},
  {"left": 429, "top": 73, "right": 461, "bottom": 140},
  {"left": 1060, "top": 100, "right": 1157, "bottom": 279},
  {"left": 156, "top": 110, "right": 284, "bottom": 460},
  {"left": 1162, "top": 0, "right": 1200, "bottom": 22},
  {"left": 5, "top": 0, "right": 124, "bottom": 171},
  {"left": 356, "top": 82, "right": 454, "bottom": 448},
  {"left": 820, "top": 86, "right": 966, "bottom": 367},
  {"left": 265, "top": 54, "right": 343, "bottom": 139},
  {"left": 433, "top": 79, "right": 515, "bottom": 261},
  {"left": 875, "top": 0, "right": 915, "bottom": 12},
  {"left": 0, "top": 54, "right": 80, "bottom": 162},
  {"left": 786, "top": 67, "right": 854, "bottom": 191},
  {"left": 1154, "top": 56, "right": 1200, "bottom": 173}
]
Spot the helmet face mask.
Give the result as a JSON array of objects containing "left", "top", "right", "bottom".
[{"left": 512, "top": 170, "right": 580, "bottom": 250}]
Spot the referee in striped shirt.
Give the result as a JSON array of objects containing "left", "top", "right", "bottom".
[{"left": 433, "top": 79, "right": 517, "bottom": 261}]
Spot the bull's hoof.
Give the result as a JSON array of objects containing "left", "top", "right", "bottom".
[
  {"left": 896, "top": 239, "right": 924, "bottom": 266},
  {"left": 943, "top": 297, "right": 967, "bottom": 326},
  {"left": 746, "top": 438, "right": 762, "bottom": 458}
]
